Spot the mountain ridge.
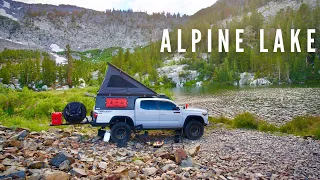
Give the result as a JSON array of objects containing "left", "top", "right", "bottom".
[{"left": 0, "top": 0, "right": 187, "bottom": 51}]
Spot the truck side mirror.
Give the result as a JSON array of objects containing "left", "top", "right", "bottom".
[{"left": 172, "top": 106, "right": 180, "bottom": 111}]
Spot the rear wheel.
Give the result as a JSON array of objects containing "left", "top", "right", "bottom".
[
  {"left": 184, "top": 121, "right": 204, "bottom": 140},
  {"left": 110, "top": 122, "right": 131, "bottom": 143}
]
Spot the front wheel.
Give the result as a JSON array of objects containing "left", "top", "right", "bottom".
[
  {"left": 110, "top": 122, "right": 131, "bottom": 143},
  {"left": 184, "top": 121, "right": 204, "bottom": 140}
]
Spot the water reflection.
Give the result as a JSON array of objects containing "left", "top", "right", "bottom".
[{"left": 160, "top": 82, "right": 320, "bottom": 95}]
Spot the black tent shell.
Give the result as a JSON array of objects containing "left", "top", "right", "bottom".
[{"left": 97, "top": 63, "right": 157, "bottom": 96}]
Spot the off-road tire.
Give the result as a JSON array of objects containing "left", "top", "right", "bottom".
[
  {"left": 183, "top": 121, "right": 204, "bottom": 140},
  {"left": 110, "top": 122, "right": 131, "bottom": 143}
]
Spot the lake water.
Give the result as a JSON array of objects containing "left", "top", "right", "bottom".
[{"left": 170, "top": 83, "right": 320, "bottom": 95}]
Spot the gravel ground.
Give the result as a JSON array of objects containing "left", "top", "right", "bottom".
[
  {"left": 183, "top": 128, "right": 320, "bottom": 179},
  {"left": 1, "top": 126, "right": 319, "bottom": 179},
  {"left": 175, "top": 88, "right": 320, "bottom": 125}
]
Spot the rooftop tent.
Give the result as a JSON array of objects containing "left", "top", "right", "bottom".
[{"left": 97, "top": 63, "right": 157, "bottom": 96}]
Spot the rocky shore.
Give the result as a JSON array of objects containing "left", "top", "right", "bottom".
[
  {"left": 0, "top": 125, "right": 319, "bottom": 179},
  {"left": 175, "top": 87, "right": 320, "bottom": 125}
]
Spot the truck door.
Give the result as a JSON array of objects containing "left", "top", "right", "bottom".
[
  {"left": 136, "top": 100, "right": 159, "bottom": 128},
  {"left": 158, "top": 101, "right": 182, "bottom": 128}
]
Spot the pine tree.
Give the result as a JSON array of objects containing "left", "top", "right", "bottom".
[
  {"left": 42, "top": 57, "right": 56, "bottom": 86},
  {"left": 314, "top": 55, "right": 320, "bottom": 80},
  {"left": 66, "top": 44, "right": 73, "bottom": 88},
  {"left": 0, "top": 65, "right": 10, "bottom": 84}
]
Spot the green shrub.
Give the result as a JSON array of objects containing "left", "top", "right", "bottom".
[
  {"left": 208, "top": 112, "right": 320, "bottom": 140},
  {"left": 233, "top": 112, "right": 259, "bottom": 129},
  {"left": 280, "top": 116, "right": 320, "bottom": 138},
  {"left": 258, "top": 121, "right": 279, "bottom": 132},
  {"left": 209, "top": 116, "right": 233, "bottom": 125},
  {"left": 315, "top": 128, "right": 320, "bottom": 140}
]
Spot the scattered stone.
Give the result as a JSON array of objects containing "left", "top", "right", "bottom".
[
  {"left": 43, "top": 170, "right": 70, "bottom": 180},
  {"left": 161, "top": 164, "right": 176, "bottom": 172},
  {"left": 58, "top": 160, "right": 70, "bottom": 171},
  {"left": 113, "top": 166, "right": 127, "bottom": 174},
  {"left": 43, "top": 139, "right": 54, "bottom": 146},
  {"left": 0, "top": 171, "right": 26, "bottom": 179},
  {"left": 28, "top": 161, "right": 47, "bottom": 169},
  {"left": 188, "top": 144, "right": 200, "bottom": 157},
  {"left": 70, "top": 168, "right": 87, "bottom": 177},
  {"left": 135, "top": 143, "right": 143, "bottom": 149},
  {"left": 142, "top": 167, "right": 157, "bottom": 176},
  {"left": 219, "top": 175, "right": 228, "bottom": 180},
  {"left": 180, "top": 157, "right": 194, "bottom": 167},
  {"left": 98, "top": 161, "right": 107, "bottom": 170},
  {"left": 128, "top": 171, "right": 138, "bottom": 179},
  {"left": 133, "top": 159, "right": 144, "bottom": 166},
  {"left": 116, "top": 151, "right": 127, "bottom": 157},
  {"left": 0, "top": 164, "right": 6, "bottom": 171},
  {"left": 116, "top": 156, "right": 126, "bottom": 162},
  {"left": 174, "top": 149, "right": 187, "bottom": 164},
  {"left": 47, "top": 128, "right": 60, "bottom": 134},
  {"left": 17, "top": 130, "right": 29, "bottom": 140},
  {"left": 50, "top": 151, "right": 75, "bottom": 167},
  {"left": 4, "top": 139, "right": 21, "bottom": 147}
]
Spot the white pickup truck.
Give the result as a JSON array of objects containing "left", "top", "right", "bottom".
[{"left": 92, "top": 97, "right": 209, "bottom": 143}]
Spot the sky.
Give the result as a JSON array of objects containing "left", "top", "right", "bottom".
[{"left": 15, "top": 0, "right": 217, "bottom": 15}]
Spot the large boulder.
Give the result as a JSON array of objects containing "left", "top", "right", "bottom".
[
  {"left": 239, "top": 72, "right": 255, "bottom": 85},
  {"left": 157, "top": 64, "right": 198, "bottom": 86},
  {"left": 78, "top": 78, "right": 86, "bottom": 88},
  {"left": 41, "top": 85, "right": 48, "bottom": 91},
  {"left": 250, "top": 78, "right": 272, "bottom": 86},
  {"left": 8, "top": 84, "right": 15, "bottom": 90}
]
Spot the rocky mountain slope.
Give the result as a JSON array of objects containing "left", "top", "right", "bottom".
[
  {"left": 0, "top": 0, "right": 187, "bottom": 51},
  {"left": 0, "top": 0, "right": 317, "bottom": 53},
  {"left": 217, "top": 0, "right": 318, "bottom": 26}
]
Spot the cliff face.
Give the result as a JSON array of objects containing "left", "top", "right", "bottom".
[{"left": 0, "top": 0, "right": 187, "bottom": 51}]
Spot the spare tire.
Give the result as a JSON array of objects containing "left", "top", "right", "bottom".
[{"left": 63, "top": 102, "right": 87, "bottom": 124}]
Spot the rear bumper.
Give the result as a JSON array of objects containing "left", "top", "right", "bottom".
[{"left": 90, "top": 121, "right": 110, "bottom": 127}]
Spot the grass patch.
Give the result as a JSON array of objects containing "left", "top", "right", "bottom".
[
  {"left": 0, "top": 86, "right": 174, "bottom": 132},
  {"left": 279, "top": 116, "right": 320, "bottom": 138},
  {"left": 257, "top": 121, "right": 279, "bottom": 133},
  {"left": 209, "top": 116, "right": 233, "bottom": 126},
  {"left": 210, "top": 112, "right": 319, "bottom": 139},
  {"left": 58, "top": 47, "right": 120, "bottom": 62},
  {"left": 0, "top": 115, "right": 51, "bottom": 132},
  {"left": 0, "top": 86, "right": 97, "bottom": 131},
  {"left": 233, "top": 112, "right": 259, "bottom": 129}
]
